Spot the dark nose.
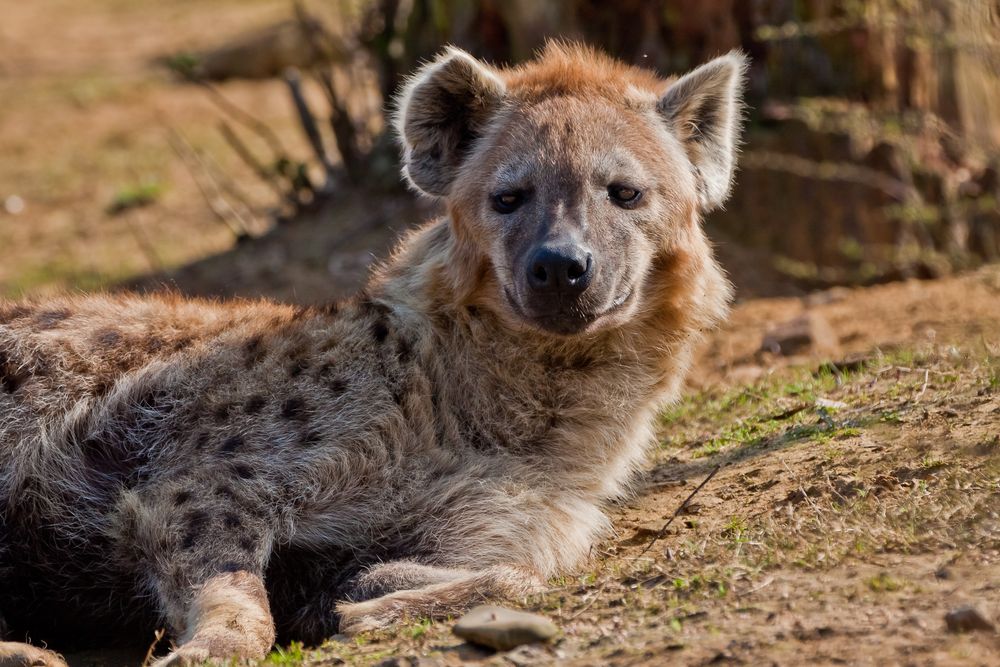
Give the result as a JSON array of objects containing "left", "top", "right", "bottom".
[{"left": 526, "top": 245, "right": 594, "bottom": 295}]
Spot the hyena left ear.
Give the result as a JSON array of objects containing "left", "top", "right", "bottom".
[
  {"left": 395, "top": 47, "right": 506, "bottom": 197},
  {"left": 658, "top": 51, "right": 748, "bottom": 212}
]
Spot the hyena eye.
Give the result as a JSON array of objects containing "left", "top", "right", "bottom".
[
  {"left": 608, "top": 184, "right": 642, "bottom": 208},
  {"left": 491, "top": 191, "right": 525, "bottom": 214}
]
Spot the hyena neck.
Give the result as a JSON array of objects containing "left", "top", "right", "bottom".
[{"left": 369, "top": 217, "right": 729, "bottom": 498}]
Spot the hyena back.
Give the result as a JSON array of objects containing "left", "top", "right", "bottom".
[{"left": 0, "top": 43, "right": 743, "bottom": 665}]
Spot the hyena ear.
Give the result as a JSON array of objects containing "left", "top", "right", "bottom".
[
  {"left": 395, "top": 47, "right": 506, "bottom": 197},
  {"left": 657, "top": 51, "right": 748, "bottom": 212}
]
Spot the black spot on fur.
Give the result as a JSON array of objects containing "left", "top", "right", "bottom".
[
  {"left": 220, "top": 435, "right": 245, "bottom": 455},
  {"left": 280, "top": 397, "right": 307, "bottom": 421},
  {"left": 239, "top": 536, "right": 257, "bottom": 552},
  {"left": 299, "top": 429, "right": 323, "bottom": 447},
  {"left": 215, "top": 484, "right": 236, "bottom": 500},
  {"left": 466, "top": 305, "right": 480, "bottom": 318},
  {"left": 244, "top": 394, "right": 267, "bottom": 415},
  {"left": 0, "top": 352, "right": 28, "bottom": 394},
  {"left": 217, "top": 561, "right": 249, "bottom": 574},
  {"left": 287, "top": 357, "right": 310, "bottom": 377},
  {"left": 222, "top": 512, "right": 242, "bottom": 529},
  {"left": 173, "top": 490, "right": 193, "bottom": 506},
  {"left": 94, "top": 328, "right": 123, "bottom": 348},
  {"left": 325, "top": 376, "right": 347, "bottom": 396},
  {"left": 33, "top": 309, "right": 71, "bottom": 330},
  {"left": 213, "top": 402, "right": 234, "bottom": 421},
  {"left": 371, "top": 319, "right": 390, "bottom": 344},
  {"left": 0, "top": 304, "right": 32, "bottom": 323},
  {"left": 392, "top": 388, "right": 405, "bottom": 406},
  {"left": 194, "top": 431, "right": 210, "bottom": 451},
  {"left": 181, "top": 510, "right": 210, "bottom": 550},
  {"left": 143, "top": 336, "right": 165, "bottom": 354},
  {"left": 243, "top": 336, "right": 265, "bottom": 368},
  {"left": 466, "top": 429, "right": 491, "bottom": 451},
  {"left": 171, "top": 335, "right": 194, "bottom": 352},
  {"left": 232, "top": 462, "right": 255, "bottom": 479},
  {"left": 284, "top": 340, "right": 308, "bottom": 360}
]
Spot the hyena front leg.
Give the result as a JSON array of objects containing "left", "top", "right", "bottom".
[
  {"left": 152, "top": 571, "right": 274, "bottom": 667},
  {"left": 123, "top": 482, "right": 277, "bottom": 665},
  {"left": 337, "top": 561, "right": 544, "bottom": 634}
]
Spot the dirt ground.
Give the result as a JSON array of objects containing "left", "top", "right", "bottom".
[{"left": 2, "top": 2, "right": 998, "bottom": 666}]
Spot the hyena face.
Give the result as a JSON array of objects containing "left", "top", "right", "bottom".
[{"left": 397, "top": 44, "right": 745, "bottom": 335}]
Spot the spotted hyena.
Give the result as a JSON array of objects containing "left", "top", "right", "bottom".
[{"left": 0, "top": 43, "right": 744, "bottom": 665}]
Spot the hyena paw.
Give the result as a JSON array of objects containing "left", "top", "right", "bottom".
[
  {"left": 336, "top": 598, "right": 403, "bottom": 636},
  {"left": 0, "top": 642, "right": 68, "bottom": 667}
]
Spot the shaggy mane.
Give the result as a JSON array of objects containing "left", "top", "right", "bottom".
[{"left": 503, "top": 41, "right": 670, "bottom": 101}]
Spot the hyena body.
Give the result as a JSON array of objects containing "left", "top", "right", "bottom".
[{"left": 0, "top": 43, "right": 743, "bottom": 664}]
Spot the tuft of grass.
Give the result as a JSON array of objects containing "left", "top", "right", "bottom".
[
  {"left": 263, "top": 642, "right": 306, "bottom": 666},
  {"left": 404, "top": 617, "right": 433, "bottom": 640},
  {"left": 866, "top": 572, "right": 904, "bottom": 593},
  {"left": 164, "top": 52, "right": 202, "bottom": 79},
  {"left": 722, "top": 516, "right": 748, "bottom": 542},
  {"left": 106, "top": 181, "right": 164, "bottom": 215}
]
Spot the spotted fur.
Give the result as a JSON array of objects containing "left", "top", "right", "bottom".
[{"left": 0, "top": 43, "right": 743, "bottom": 663}]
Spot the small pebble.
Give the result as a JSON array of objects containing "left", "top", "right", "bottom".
[
  {"left": 3, "top": 195, "right": 25, "bottom": 215},
  {"left": 453, "top": 605, "right": 558, "bottom": 651}
]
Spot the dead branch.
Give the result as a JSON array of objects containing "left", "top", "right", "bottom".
[
  {"left": 284, "top": 67, "right": 337, "bottom": 191},
  {"left": 293, "top": 0, "right": 364, "bottom": 183},
  {"left": 195, "top": 79, "right": 289, "bottom": 160},
  {"left": 218, "top": 121, "right": 288, "bottom": 204}
]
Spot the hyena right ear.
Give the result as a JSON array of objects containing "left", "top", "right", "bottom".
[
  {"left": 657, "top": 52, "right": 748, "bottom": 212},
  {"left": 395, "top": 47, "right": 506, "bottom": 197}
]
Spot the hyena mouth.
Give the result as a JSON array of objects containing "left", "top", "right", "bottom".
[{"left": 504, "top": 285, "right": 636, "bottom": 335}]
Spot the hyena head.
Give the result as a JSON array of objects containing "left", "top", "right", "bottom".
[{"left": 396, "top": 42, "right": 746, "bottom": 336}]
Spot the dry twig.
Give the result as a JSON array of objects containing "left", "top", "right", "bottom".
[
  {"left": 635, "top": 465, "right": 722, "bottom": 559},
  {"left": 166, "top": 128, "right": 253, "bottom": 239}
]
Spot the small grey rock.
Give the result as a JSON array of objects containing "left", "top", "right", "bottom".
[
  {"left": 453, "top": 605, "right": 558, "bottom": 651},
  {"left": 944, "top": 605, "right": 995, "bottom": 633}
]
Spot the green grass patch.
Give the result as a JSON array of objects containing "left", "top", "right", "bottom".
[
  {"left": 866, "top": 572, "right": 904, "bottom": 593},
  {"left": 107, "top": 181, "right": 164, "bottom": 215},
  {"left": 262, "top": 642, "right": 306, "bottom": 666}
]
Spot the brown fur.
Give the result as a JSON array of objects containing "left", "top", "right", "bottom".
[{"left": 0, "top": 43, "right": 744, "bottom": 663}]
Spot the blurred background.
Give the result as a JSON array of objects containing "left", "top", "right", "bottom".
[{"left": 1, "top": 0, "right": 998, "bottom": 304}]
